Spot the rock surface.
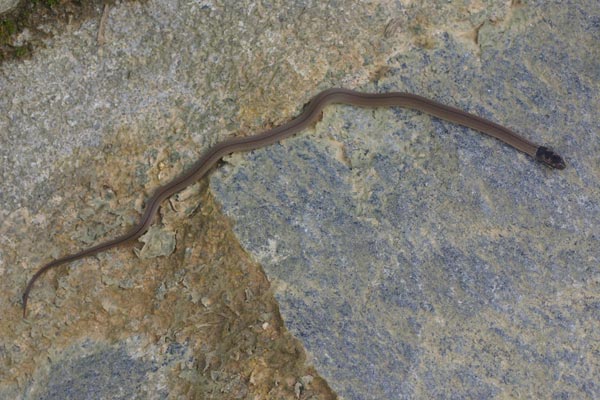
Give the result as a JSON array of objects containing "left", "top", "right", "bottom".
[
  {"left": 0, "top": 0, "right": 19, "bottom": 15},
  {"left": 211, "top": 3, "right": 599, "bottom": 399},
  {"left": 0, "top": 0, "right": 598, "bottom": 399}
]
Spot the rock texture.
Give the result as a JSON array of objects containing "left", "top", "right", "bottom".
[
  {"left": 0, "top": 0, "right": 598, "bottom": 399},
  {"left": 0, "top": 0, "right": 19, "bottom": 15},
  {"left": 211, "top": 3, "right": 599, "bottom": 400}
]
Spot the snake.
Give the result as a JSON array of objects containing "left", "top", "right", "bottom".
[{"left": 21, "top": 88, "right": 566, "bottom": 317}]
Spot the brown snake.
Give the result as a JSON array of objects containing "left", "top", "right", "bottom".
[{"left": 22, "top": 88, "right": 566, "bottom": 317}]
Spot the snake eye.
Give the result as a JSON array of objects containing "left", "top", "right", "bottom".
[{"left": 536, "top": 146, "right": 566, "bottom": 169}]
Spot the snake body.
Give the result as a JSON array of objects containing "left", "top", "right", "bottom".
[{"left": 22, "top": 88, "right": 565, "bottom": 317}]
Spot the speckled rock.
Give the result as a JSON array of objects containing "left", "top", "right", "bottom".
[
  {"left": 0, "top": 0, "right": 598, "bottom": 399},
  {"left": 26, "top": 339, "right": 172, "bottom": 399},
  {"left": 211, "top": 2, "right": 600, "bottom": 399}
]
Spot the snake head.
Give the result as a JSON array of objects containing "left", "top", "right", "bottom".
[{"left": 535, "top": 146, "right": 566, "bottom": 169}]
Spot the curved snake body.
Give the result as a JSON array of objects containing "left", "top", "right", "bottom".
[{"left": 22, "top": 88, "right": 566, "bottom": 317}]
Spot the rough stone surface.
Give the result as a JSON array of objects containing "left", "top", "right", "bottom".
[
  {"left": 27, "top": 339, "right": 169, "bottom": 399},
  {"left": 0, "top": 0, "right": 598, "bottom": 399},
  {"left": 0, "top": 0, "right": 19, "bottom": 15},
  {"left": 211, "top": 2, "right": 600, "bottom": 400}
]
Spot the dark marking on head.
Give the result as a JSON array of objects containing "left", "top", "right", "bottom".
[{"left": 536, "top": 146, "right": 566, "bottom": 169}]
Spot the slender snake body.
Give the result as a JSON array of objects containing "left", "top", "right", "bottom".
[{"left": 22, "top": 88, "right": 565, "bottom": 317}]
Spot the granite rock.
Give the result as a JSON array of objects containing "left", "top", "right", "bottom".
[
  {"left": 0, "top": 0, "right": 598, "bottom": 399},
  {"left": 211, "top": 2, "right": 599, "bottom": 399}
]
